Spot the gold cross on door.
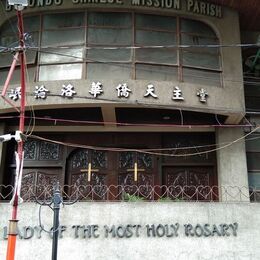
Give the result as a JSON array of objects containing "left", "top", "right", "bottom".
[
  {"left": 81, "top": 163, "right": 99, "bottom": 182},
  {"left": 127, "top": 162, "right": 145, "bottom": 182}
]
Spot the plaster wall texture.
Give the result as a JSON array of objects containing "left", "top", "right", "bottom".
[
  {"left": 0, "top": 202, "right": 259, "bottom": 260},
  {"left": 216, "top": 128, "right": 249, "bottom": 201},
  {"left": 0, "top": 3, "right": 245, "bottom": 120}
]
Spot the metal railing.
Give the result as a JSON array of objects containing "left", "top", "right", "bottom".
[{"left": 0, "top": 184, "right": 259, "bottom": 203}]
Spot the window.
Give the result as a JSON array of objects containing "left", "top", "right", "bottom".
[
  {"left": 0, "top": 12, "right": 222, "bottom": 84},
  {"left": 86, "top": 12, "right": 132, "bottom": 79},
  {"left": 180, "top": 19, "right": 221, "bottom": 86},
  {"left": 135, "top": 14, "right": 178, "bottom": 81},
  {"left": 245, "top": 83, "right": 260, "bottom": 111},
  {"left": 246, "top": 134, "right": 260, "bottom": 189},
  {"left": 39, "top": 12, "right": 84, "bottom": 81},
  {"left": 0, "top": 16, "right": 39, "bottom": 83},
  {"left": 246, "top": 134, "right": 260, "bottom": 201}
]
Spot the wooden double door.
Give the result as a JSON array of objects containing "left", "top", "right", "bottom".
[
  {"left": 163, "top": 166, "right": 217, "bottom": 201},
  {"left": 67, "top": 149, "right": 158, "bottom": 200}
]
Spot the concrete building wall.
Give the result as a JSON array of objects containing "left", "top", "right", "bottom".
[
  {"left": 0, "top": 202, "right": 259, "bottom": 260},
  {"left": 0, "top": 2, "right": 245, "bottom": 123},
  {"left": 216, "top": 128, "right": 249, "bottom": 201}
]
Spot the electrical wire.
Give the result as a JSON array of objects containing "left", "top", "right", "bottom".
[
  {"left": 215, "top": 114, "right": 222, "bottom": 125},
  {"left": 0, "top": 30, "right": 258, "bottom": 132},
  {"left": 38, "top": 204, "right": 61, "bottom": 234},
  {"left": 2, "top": 47, "right": 259, "bottom": 86},
  {"left": 27, "top": 43, "right": 260, "bottom": 50},
  {"left": 147, "top": 134, "right": 260, "bottom": 151},
  {"left": 1, "top": 44, "right": 259, "bottom": 82},
  {"left": 0, "top": 114, "right": 254, "bottom": 128},
  {"left": 1, "top": 41, "right": 259, "bottom": 86},
  {"left": 178, "top": 108, "right": 184, "bottom": 125},
  {"left": 22, "top": 125, "right": 260, "bottom": 158},
  {"left": 27, "top": 92, "right": 257, "bottom": 114},
  {"left": 243, "top": 116, "right": 253, "bottom": 126},
  {"left": 247, "top": 111, "right": 260, "bottom": 115},
  {"left": 0, "top": 88, "right": 243, "bottom": 114},
  {"left": 25, "top": 133, "right": 258, "bottom": 154},
  {"left": 1, "top": 42, "right": 259, "bottom": 54},
  {"left": 244, "top": 75, "right": 260, "bottom": 79},
  {"left": 1, "top": 84, "right": 259, "bottom": 116},
  {"left": 24, "top": 51, "right": 36, "bottom": 136}
]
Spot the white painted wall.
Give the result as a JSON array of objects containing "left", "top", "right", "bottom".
[{"left": 0, "top": 202, "right": 259, "bottom": 260}]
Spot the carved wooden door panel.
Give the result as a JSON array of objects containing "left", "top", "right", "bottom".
[
  {"left": 163, "top": 167, "right": 217, "bottom": 201},
  {"left": 67, "top": 149, "right": 108, "bottom": 200},
  {"left": 7, "top": 138, "right": 64, "bottom": 201},
  {"left": 118, "top": 152, "right": 157, "bottom": 199},
  {"left": 21, "top": 168, "right": 63, "bottom": 200}
]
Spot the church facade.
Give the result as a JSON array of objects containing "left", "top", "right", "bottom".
[{"left": 0, "top": 0, "right": 259, "bottom": 259}]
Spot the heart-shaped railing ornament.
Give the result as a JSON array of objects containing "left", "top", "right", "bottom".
[
  {"left": 249, "top": 187, "right": 260, "bottom": 201},
  {"left": 0, "top": 185, "right": 14, "bottom": 200},
  {"left": 196, "top": 185, "right": 214, "bottom": 201},
  {"left": 167, "top": 185, "right": 185, "bottom": 200},
  {"left": 211, "top": 186, "right": 219, "bottom": 200},
  {"left": 34, "top": 185, "right": 53, "bottom": 201},
  {"left": 91, "top": 185, "right": 108, "bottom": 200},
  {"left": 107, "top": 185, "right": 124, "bottom": 200},
  {"left": 138, "top": 185, "right": 154, "bottom": 200},
  {"left": 122, "top": 185, "right": 139, "bottom": 195},
  {"left": 221, "top": 186, "right": 244, "bottom": 201},
  {"left": 74, "top": 185, "right": 94, "bottom": 200},
  {"left": 153, "top": 185, "right": 168, "bottom": 199},
  {"left": 0, "top": 184, "right": 255, "bottom": 203}
]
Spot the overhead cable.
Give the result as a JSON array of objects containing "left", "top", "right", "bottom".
[
  {"left": 30, "top": 43, "right": 260, "bottom": 50},
  {"left": 0, "top": 42, "right": 259, "bottom": 54},
  {"left": 0, "top": 115, "right": 254, "bottom": 129},
  {"left": 22, "top": 125, "right": 260, "bottom": 157}
]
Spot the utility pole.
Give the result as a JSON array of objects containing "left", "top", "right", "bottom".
[{"left": 5, "top": 1, "right": 28, "bottom": 260}]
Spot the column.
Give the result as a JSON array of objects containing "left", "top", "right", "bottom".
[{"left": 216, "top": 128, "right": 250, "bottom": 202}]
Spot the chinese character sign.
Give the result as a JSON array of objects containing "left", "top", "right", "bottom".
[
  {"left": 7, "top": 82, "right": 209, "bottom": 106},
  {"left": 116, "top": 83, "right": 131, "bottom": 98},
  {"left": 144, "top": 84, "right": 158, "bottom": 98},
  {"left": 197, "top": 88, "right": 208, "bottom": 103},
  {"left": 61, "top": 84, "right": 76, "bottom": 98},
  {"left": 172, "top": 86, "right": 184, "bottom": 101},
  {"left": 89, "top": 82, "right": 103, "bottom": 98},
  {"left": 34, "top": 85, "right": 49, "bottom": 99},
  {"left": 8, "top": 87, "right": 21, "bottom": 101}
]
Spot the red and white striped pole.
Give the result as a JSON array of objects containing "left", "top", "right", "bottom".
[{"left": 6, "top": 6, "right": 26, "bottom": 260}]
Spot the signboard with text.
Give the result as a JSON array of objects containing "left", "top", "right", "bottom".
[{"left": 5, "top": 0, "right": 223, "bottom": 18}]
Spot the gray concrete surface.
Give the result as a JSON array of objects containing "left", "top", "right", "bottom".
[
  {"left": 216, "top": 128, "right": 250, "bottom": 202},
  {"left": 0, "top": 202, "right": 259, "bottom": 259}
]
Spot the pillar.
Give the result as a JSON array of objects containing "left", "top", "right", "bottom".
[{"left": 216, "top": 128, "right": 250, "bottom": 202}]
